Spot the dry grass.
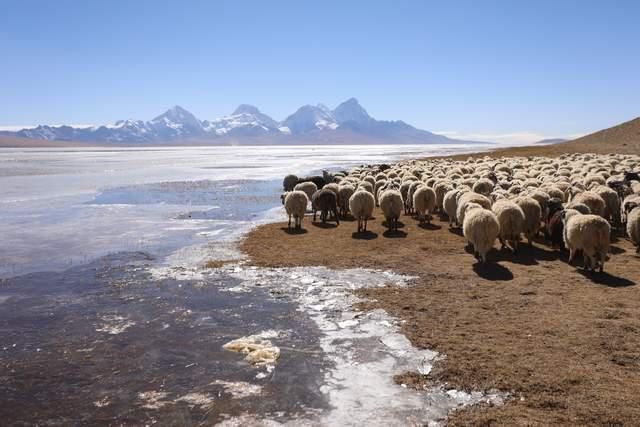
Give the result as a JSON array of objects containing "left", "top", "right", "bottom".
[{"left": 241, "top": 208, "right": 640, "bottom": 425}]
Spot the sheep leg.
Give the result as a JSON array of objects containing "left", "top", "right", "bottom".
[
  {"left": 334, "top": 208, "right": 340, "bottom": 225},
  {"left": 313, "top": 209, "right": 317, "bottom": 222},
  {"left": 288, "top": 215, "right": 292, "bottom": 230},
  {"left": 364, "top": 218, "right": 368, "bottom": 232},
  {"left": 499, "top": 237, "right": 506, "bottom": 249},
  {"left": 568, "top": 248, "right": 575, "bottom": 264},
  {"left": 513, "top": 240, "right": 519, "bottom": 255}
]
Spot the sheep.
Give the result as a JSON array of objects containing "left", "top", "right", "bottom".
[
  {"left": 283, "top": 191, "right": 308, "bottom": 230},
  {"left": 472, "top": 178, "right": 495, "bottom": 197},
  {"left": 627, "top": 207, "right": 640, "bottom": 253},
  {"left": 492, "top": 200, "right": 525, "bottom": 253},
  {"left": 294, "top": 181, "right": 318, "bottom": 201},
  {"left": 413, "top": 186, "right": 436, "bottom": 225},
  {"left": 283, "top": 174, "right": 299, "bottom": 191},
  {"left": 433, "top": 181, "right": 454, "bottom": 213},
  {"left": 358, "top": 181, "right": 374, "bottom": 195},
  {"left": 338, "top": 185, "right": 355, "bottom": 218},
  {"left": 592, "top": 185, "right": 620, "bottom": 225},
  {"left": 566, "top": 202, "right": 591, "bottom": 215},
  {"left": 406, "top": 181, "right": 423, "bottom": 215},
  {"left": 463, "top": 203, "right": 500, "bottom": 263},
  {"left": 349, "top": 190, "right": 375, "bottom": 233},
  {"left": 622, "top": 194, "right": 640, "bottom": 224},
  {"left": 443, "top": 189, "right": 463, "bottom": 227},
  {"left": 379, "top": 189, "right": 404, "bottom": 231},
  {"left": 456, "top": 192, "right": 492, "bottom": 227},
  {"left": 515, "top": 196, "right": 542, "bottom": 245},
  {"left": 311, "top": 189, "right": 339, "bottom": 225},
  {"left": 544, "top": 198, "right": 565, "bottom": 249},
  {"left": 400, "top": 181, "right": 412, "bottom": 214},
  {"left": 563, "top": 213, "right": 611, "bottom": 272},
  {"left": 571, "top": 191, "right": 606, "bottom": 217},
  {"left": 323, "top": 183, "right": 340, "bottom": 198}
]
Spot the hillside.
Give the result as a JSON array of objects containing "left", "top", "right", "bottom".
[{"left": 450, "top": 116, "right": 640, "bottom": 159}]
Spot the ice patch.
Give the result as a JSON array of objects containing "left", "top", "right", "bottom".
[
  {"left": 176, "top": 392, "right": 216, "bottom": 409},
  {"left": 211, "top": 380, "right": 262, "bottom": 399},
  {"left": 138, "top": 391, "right": 170, "bottom": 409},
  {"left": 95, "top": 314, "right": 135, "bottom": 335}
]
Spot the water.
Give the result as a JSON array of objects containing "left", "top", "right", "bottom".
[{"left": 0, "top": 144, "right": 502, "bottom": 425}]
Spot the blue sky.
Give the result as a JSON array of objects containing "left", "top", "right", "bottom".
[{"left": 1, "top": 0, "right": 639, "bottom": 143}]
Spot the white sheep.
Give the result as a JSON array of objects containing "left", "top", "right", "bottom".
[
  {"left": 472, "top": 178, "right": 494, "bottom": 197},
  {"left": 380, "top": 189, "right": 404, "bottom": 231},
  {"left": 456, "top": 192, "right": 492, "bottom": 227},
  {"left": 563, "top": 213, "right": 611, "bottom": 272},
  {"left": 463, "top": 203, "right": 500, "bottom": 263},
  {"left": 443, "top": 189, "right": 463, "bottom": 228},
  {"left": 349, "top": 190, "right": 375, "bottom": 233},
  {"left": 492, "top": 200, "right": 525, "bottom": 253},
  {"left": 413, "top": 186, "right": 436, "bottom": 225},
  {"left": 627, "top": 207, "right": 640, "bottom": 253},
  {"left": 515, "top": 196, "right": 542, "bottom": 245},
  {"left": 571, "top": 191, "right": 606, "bottom": 217},
  {"left": 283, "top": 191, "right": 309, "bottom": 231},
  {"left": 294, "top": 181, "right": 318, "bottom": 201}
]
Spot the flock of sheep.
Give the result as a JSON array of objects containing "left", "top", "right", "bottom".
[{"left": 281, "top": 153, "right": 640, "bottom": 271}]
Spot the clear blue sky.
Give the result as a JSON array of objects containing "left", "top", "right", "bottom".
[{"left": 1, "top": 0, "right": 639, "bottom": 143}]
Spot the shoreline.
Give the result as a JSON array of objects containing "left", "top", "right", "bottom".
[{"left": 237, "top": 144, "right": 640, "bottom": 425}]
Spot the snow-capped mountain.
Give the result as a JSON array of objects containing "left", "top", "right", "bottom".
[
  {"left": 8, "top": 98, "right": 487, "bottom": 145},
  {"left": 281, "top": 104, "right": 339, "bottom": 135},
  {"left": 203, "top": 104, "right": 280, "bottom": 136}
]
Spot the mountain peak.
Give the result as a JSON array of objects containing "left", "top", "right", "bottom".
[
  {"left": 333, "top": 97, "right": 371, "bottom": 125},
  {"left": 153, "top": 105, "right": 198, "bottom": 122},
  {"left": 232, "top": 104, "right": 261, "bottom": 116}
]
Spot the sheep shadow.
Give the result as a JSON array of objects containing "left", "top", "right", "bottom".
[
  {"left": 577, "top": 270, "right": 635, "bottom": 288},
  {"left": 609, "top": 245, "right": 626, "bottom": 255},
  {"left": 491, "top": 247, "right": 539, "bottom": 266},
  {"left": 280, "top": 227, "right": 308, "bottom": 235},
  {"left": 448, "top": 227, "right": 463, "bottom": 237},
  {"left": 382, "top": 229, "right": 408, "bottom": 238},
  {"left": 382, "top": 220, "right": 406, "bottom": 229},
  {"left": 417, "top": 222, "right": 442, "bottom": 231},
  {"left": 312, "top": 222, "right": 339, "bottom": 229},
  {"left": 351, "top": 231, "right": 378, "bottom": 240},
  {"left": 472, "top": 262, "right": 514, "bottom": 281}
]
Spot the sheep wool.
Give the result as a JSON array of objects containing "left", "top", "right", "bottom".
[
  {"left": 564, "top": 213, "right": 611, "bottom": 272},
  {"left": 413, "top": 186, "right": 436, "bottom": 225},
  {"left": 463, "top": 205, "right": 500, "bottom": 263},
  {"left": 283, "top": 191, "right": 309, "bottom": 231},
  {"left": 349, "top": 190, "right": 375, "bottom": 233},
  {"left": 379, "top": 189, "right": 404, "bottom": 231}
]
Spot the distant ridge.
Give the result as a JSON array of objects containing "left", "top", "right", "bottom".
[
  {"left": 450, "top": 116, "right": 640, "bottom": 159},
  {"left": 1, "top": 98, "right": 489, "bottom": 146}
]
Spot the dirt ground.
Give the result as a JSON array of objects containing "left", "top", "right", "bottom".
[{"left": 240, "top": 206, "right": 640, "bottom": 426}]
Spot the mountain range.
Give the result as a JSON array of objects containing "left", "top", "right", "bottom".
[{"left": 2, "top": 98, "right": 486, "bottom": 145}]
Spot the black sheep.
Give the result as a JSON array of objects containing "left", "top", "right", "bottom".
[
  {"left": 544, "top": 197, "right": 565, "bottom": 249},
  {"left": 311, "top": 189, "right": 340, "bottom": 225}
]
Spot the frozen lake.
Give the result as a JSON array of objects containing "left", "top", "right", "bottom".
[
  {"left": 0, "top": 144, "right": 502, "bottom": 425},
  {"left": 0, "top": 144, "right": 493, "bottom": 278}
]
